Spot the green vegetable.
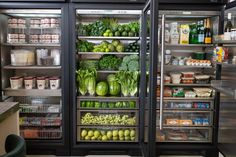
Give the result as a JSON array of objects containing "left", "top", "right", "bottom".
[
  {"left": 98, "top": 55, "right": 122, "bottom": 70},
  {"left": 115, "top": 71, "right": 139, "bottom": 97},
  {"left": 108, "top": 102, "right": 115, "bottom": 108},
  {"left": 96, "top": 81, "right": 109, "bottom": 96},
  {"left": 81, "top": 101, "right": 86, "bottom": 108},
  {"left": 116, "top": 44, "right": 125, "bottom": 52},
  {"left": 76, "top": 40, "right": 94, "bottom": 52},
  {"left": 86, "top": 101, "right": 91, "bottom": 108},
  {"left": 102, "top": 102, "right": 107, "bottom": 108},
  {"left": 129, "top": 101, "right": 136, "bottom": 108},
  {"left": 94, "top": 102, "right": 101, "bottom": 108},
  {"left": 119, "top": 55, "right": 139, "bottom": 71},
  {"left": 107, "top": 74, "right": 116, "bottom": 83},
  {"left": 115, "top": 102, "right": 122, "bottom": 108},
  {"left": 76, "top": 68, "right": 97, "bottom": 96},
  {"left": 109, "top": 81, "right": 121, "bottom": 96}
]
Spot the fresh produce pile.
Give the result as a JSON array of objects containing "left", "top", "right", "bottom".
[
  {"left": 80, "top": 101, "right": 136, "bottom": 109},
  {"left": 125, "top": 42, "right": 140, "bottom": 52},
  {"left": 119, "top": 55, "right": 139, "bottom": 71},
  {"left": 76, "top": 68, "right": 97, "bottom": 96},
  {"left": 77, "top": 40, "right": 94, "bottom": 52},
  {"left": 78, "top": 19, "right": 110, "bottom": 36},
  {"left": 81, "top": 113, "right": 136, "bottom": 125},
  {"left": 98, "top": 55, "right": 122, "bottom": 70},
  {"left": 80, "top": 128, "right": 136, "bottom": 141},
  {"left": 76, "top": 71, "right": 139, "bottom": 97},
  {"left": 78, "top": 18, "right": 140, "bottom": 37}
]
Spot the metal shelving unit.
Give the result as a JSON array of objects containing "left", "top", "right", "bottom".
[
  {"left": 77, "top": 36, "right": 140, "bottom": 40},
  {"left": 3, "top": 65, "right": 61, "bottom": 70},
  {"left": 2, "top": 43, "right": 61, "bottom": 47},
  {"left": 77, "top": 52, "right": 139, "bottom": 55},
  {"left": 4, "top": 88, "right": 62, "bottom": 97}
]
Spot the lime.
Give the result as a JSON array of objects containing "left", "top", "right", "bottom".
[
  {"left": 106, "top": 29, "right": 111, "bottom": 33},
  {"left": 105, "top": 48, "right": 110, "bottom": 52},
  {"left": 103, "top": 32, "right": 109, "bottom": 37},
  {"left": 109, "top": 33, "right": 113, "bottom": 37}
]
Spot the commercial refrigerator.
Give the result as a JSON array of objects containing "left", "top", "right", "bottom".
[
  {"left": 210, "top": 1, "right": 236, "bottom": 157},
  {"left": 143, "top": 0, "right": 234, "bottom": 156},
  {"left": 0, "top": 3, "right": 70, "bottom": 155},
  {"left": 69, "top": 2, "right": 150, "bottom": 156}
]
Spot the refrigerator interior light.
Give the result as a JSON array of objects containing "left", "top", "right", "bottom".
[
  {"left": 0, "top": 9, "right": 61, "bottom": 17},
  {"left": 76, "top": 9, "right": 141, "bottom": 15}
]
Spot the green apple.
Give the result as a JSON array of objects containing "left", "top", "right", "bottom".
[
  {"left": 102, "top": 135, "right": 108, "bottom": 141},
  {"left": 85, "top": 136, "right": 91, "bottom": 140},
  {"left": 112, "top": 130, "right": 118, "bottom": 137},
  {"left": 107, "top": 131, "right": 113, "bottom": 139},
  {"left": 91, "top": 136, "right": 96, "bottom": 140},
  {"left": 124, "top": 130, "right": 130, "bottom": 137},
  {"left": 94, "top": 130, "right": 100, "bottom": 138},
  {"left": 101, "top": 130, "right": 106, "bottom": 136},
  {"left": 119, "top": 137, "right": 124, "bottom": 141},
  {"left": 130, "top": 130, "right": 136, "bottom": 137},
  {"left": 125, "top": 136, "right": 130, "bottom": 141},
  {"left": 81, "top": 129, "right": 87, "bottom": 137},
  {"left": 131, "top": 137, "right": 136, "bottom": 141},
  {"left": 118, "top": 130, "right": 124, "bottom": 137},
  {"left": 98, "top": 135, "right": 102, "bottom": 140},
  {"left": 113, "top": 136, "right": 118, "bottom": 141},
  {"left": 88, "top": 130, "right": 94, "bottom": 137}
]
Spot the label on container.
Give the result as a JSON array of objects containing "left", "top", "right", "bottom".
[{"left": 198, "top": 34, "right": 204, "bottom": 43}]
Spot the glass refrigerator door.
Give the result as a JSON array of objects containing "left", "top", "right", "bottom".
[
  {"left": 214, "top": 2, "right": 236, "bottom": 156},
  {"left": 75, "top": 9, "right": 141, "bottom": 144},
  {"left": 156, "top": 10, "right": 220, "bottom": 143},
  {"left": 0, "top": 9, "right": 63, "bottom": 140}
]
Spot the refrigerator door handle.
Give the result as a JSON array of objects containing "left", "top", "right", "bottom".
[{"left": 160, "top": 14, "right": 165, "bottom": 130}]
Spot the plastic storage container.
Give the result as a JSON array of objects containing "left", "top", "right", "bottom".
[{"left": 11, "top": 49, "right": 35, "bottom": 66}]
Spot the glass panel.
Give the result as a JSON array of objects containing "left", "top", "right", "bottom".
[
  {"left": 156, "top": 11, "right": 219, "bottom": 143},
  {"left": 0, "top": 9, "right": 63, "bottom": 140},
  {"left": 75, "top": 9, "right": 141, "bottom": 143},
  {"left": 156, "top": 128, "right": 212, "bottom": 142}
]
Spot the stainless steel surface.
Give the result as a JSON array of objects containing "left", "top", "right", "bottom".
[
  {"left": 159, "top": 14, "right": 165, "bottom": 131},
  {"left": 211, "top": 80, "right": 236, "bottom": 99},
  {"left": 4, "top": 88, "right": 62, "bottom": 97},
  {"left": 217, "top": 37, "right": 236, "bottom": 157}
]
